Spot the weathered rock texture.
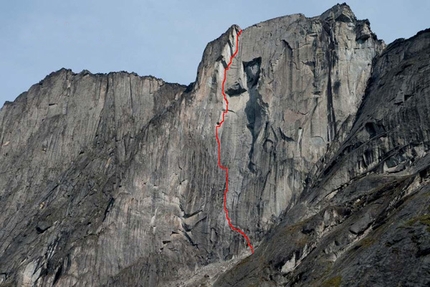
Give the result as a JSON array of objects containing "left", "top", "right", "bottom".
[
  {"left": 0, "top": 3, "right": 429, "bottom": 287},
  {"left": 215, "top": 27, "right": 430, "bottom": 287}
]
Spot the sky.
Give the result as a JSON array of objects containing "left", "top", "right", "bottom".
[{"left": 1, "top": 0, "right": 429, "bottom": 107}]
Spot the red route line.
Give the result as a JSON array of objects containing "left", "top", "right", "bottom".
[{"left": 215, "top": 29, "right": 254, "bottom": 254}]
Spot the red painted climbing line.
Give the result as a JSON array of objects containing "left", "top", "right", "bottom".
[{"left": 215, "top": 29, "right": 254, "bottom": 254}]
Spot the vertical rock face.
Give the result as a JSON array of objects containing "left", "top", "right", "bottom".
[
  {"left": 0, "top": 70, "right": 187, "bottom": 286},
  {"left": 215, "top": 28, "right": 430, "bottom": 287},
  {"left": 211, "top": 5, "right": 384, "bottom": 239},
  {"left": 0, "top": 3, "right": 428, "bottom": 287}
]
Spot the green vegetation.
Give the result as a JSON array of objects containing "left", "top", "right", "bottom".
[
  {"left": 405, "top": 214, "right": 430, "bottom": 232},
  {"left": 322, "top": 275, "right": 342, "bottom": 287},
  {"left": 358, "top": 237, "right": 376, "bottom": 248}
]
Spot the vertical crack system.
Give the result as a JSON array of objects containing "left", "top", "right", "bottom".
[
  {"left": 215, "top": 29, "right": 254, "bottom": 254},
  {"left": 324, "top": 22, "right": 337, "bottom": 142}
]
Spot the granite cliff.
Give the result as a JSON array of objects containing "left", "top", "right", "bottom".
[{"left": 0, "top": 3, "right": 429, "bottom": 286}]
